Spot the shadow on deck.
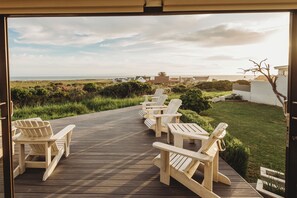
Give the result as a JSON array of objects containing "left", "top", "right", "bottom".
[{"left": 0, "top": 106, "right": 262, "bottom": 197}]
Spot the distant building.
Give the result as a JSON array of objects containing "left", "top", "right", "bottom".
[
  {"left": 135, "top": 77, "right": 146, "bottom": 83},
  {"left": 193, "top": 76, "right": 210, "bottom": 82},
  {"left": 150, "top": 75, "right": 170, "bottom": 84}
]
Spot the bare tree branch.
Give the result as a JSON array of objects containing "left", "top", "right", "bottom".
[{"left": 244, "top": 59, "right": 287, "bottom": 114}]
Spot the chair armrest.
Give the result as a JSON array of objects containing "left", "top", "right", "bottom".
[
  {"left": 154, "top": 113, "right": 182, "bottom": 118},
  {"left": 151, "top": 96, "right": 159, "bottom": 99},
  {"left": 140, "top": 101, "right": 157, "bottom": 105},
  {"left": 52, "top": 125, "right": 75, "bottom": 140},
  {"left": 153, "top": 142, "right": 212, "bottom": 163},
  {"left": 171, "top": 131, "right": 209, "bottom": 140},
  {"left": 146, "top": 105, "right": 167, "bottom": 109}
]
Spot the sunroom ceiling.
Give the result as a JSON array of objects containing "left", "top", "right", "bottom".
[{"left": 0, "top": 0, "right": 297, "bottom": 15}]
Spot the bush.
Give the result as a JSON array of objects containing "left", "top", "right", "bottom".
[
  {"left": 171, "top": 84, "right": 187, "bottom": 93},
  {"left": 221, "top": 134, "right": 250, "bottom": 177},
  {"left": 180, "top": 89, "right": 211, "bottom": 113},
  {"left": 179, "top": 109, "right": 213, "bottom": 132},
  {"left": 235, "top": 80, "right": 250, "bottom": 85},
  {"left": 194, "top": 80, "right": 232, "bottom": 91},
  {"left": 101, "top": 81, "right": 152, "bottom": 98},
  {"left": 180, "top": 109, "right": 250, "bottom": 178},
  {"left": 83, "top": 83, "right": 97, "bottom": 92}
]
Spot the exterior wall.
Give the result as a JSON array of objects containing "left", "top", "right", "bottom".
[
  {"left": 250, "top": 76, "right": 287, "bottom": 107},
  {"left": 232, "top": 76, "right": 287, "bottom": 107}
]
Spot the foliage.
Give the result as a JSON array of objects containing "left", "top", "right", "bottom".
[
  {"left": 13, "top": 96, "right": 143, "bottom": 121},
  {"left": 202, "top": 102, "right": 286, "bottom": 182},
  {"left": 220, "top": 134, "right": 250, "bottom": 177},
  {"left": 225, "top": 93, "right": 243, "bottom": 101},
  {"left": 180, "top": 89, "right": 211, "bottom": 113},
  {"left": 83, "top": 83, "right": 97, "bottom": 92},
  {"left": 100, "top": 81, "right": 152, "bottom": 98},
  {"left": 235, "top": 80, "right": 250, "bottom": 85},
  {"left": 13, "top": 103, "right": 89, "bottom": 120},
  {"left": 158, "top": 72, "right": 167, "bottom": 76},
  {"left": 179, "top": 109, "right": 213, "bottom": 132},
  {"left": 83, "top": 97, "right": 142, "bottom": 112},
  {"left": 179, "top": 109, "right": 250, "bottom": 178},
  {"left": 171, "top": 84, "right": 187, "bottom": 93},
  {"left": 194, "top": 80, "right": 233, "bottom": 91}
]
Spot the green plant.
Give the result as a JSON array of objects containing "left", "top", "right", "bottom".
[
  {"left": 194, "top": 80, "right": 233, "bottom": 91},
  {"left": 171, "top": 84, "right": 187, "bottom": 93},
  {"left": 180, "top": 89, "right": 211, "bottom": 113},
  {"left": 83, "top": 83, "right": 97, "bottom": 92},
  {"left": 101, "top": 81, "right": 152, "bottom": 98},
  {"left": 220, "top": 133, "right": 250, "bottom": 177}
]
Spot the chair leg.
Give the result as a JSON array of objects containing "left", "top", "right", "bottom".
[
  {"left": 160, "top": 150, "right": 170, "bottom": 185},
  {"left": 172, "top": 172, "right": 219, "bottom": 198},
  {"left": 155, "top": 117, "right": 162, "bottom": 137},
  {"left": 65, "top": 131, "right": 72, "bottom": 157},
  {"left": 43, "top": 149, "right": 64, "bottom": 181},
  {"left": 19, "top": 144, "right": 26, "bottom": 174}
]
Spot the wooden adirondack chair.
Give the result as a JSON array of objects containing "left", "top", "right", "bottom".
[
  {"left": 139, "top": 94, "right": 168, "bottom": 119},
  {"left": 144, "top": 99, "right": 182, "bottom": 137},
  {"left": 13, "top": 119, "right": 75, "bottom": 181},
  {"left": 143, "top": 88, "right": 164, "bottom": 102},
  {"left": 153, "top": 123, "right": 231, "bottom": 198}
]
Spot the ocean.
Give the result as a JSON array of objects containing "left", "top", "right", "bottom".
[{"left": 10, "top": 75, "right": 256, "bottom": 81}]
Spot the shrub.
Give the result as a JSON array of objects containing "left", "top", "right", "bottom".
[
  {"left": 180, "top": 89, "right": 211, "bottom": 113},
  {"left": 101, "top": 81, "right": 152, "bottom": 98},
  {"left": 221, "top": 134, "right": 250, "bottom": 177},
  {"left": 171, "top": 84, "right": 187, "bottom": 93},
  {"left": 180, "top": 109, "right": 250, "bottom": 178},
  {"left": 235, "top": 80, "right": 250, "bottom": 85},
  {"left": 83, "top": 83, "right": 97, "bottom": 92},
  {"left": 179, "top": 109, "right": 213, "bottom": 132},
  {"left": 195, "top": 80, "right": 233, "bottom": 91}
]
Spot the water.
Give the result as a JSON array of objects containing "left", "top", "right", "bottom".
[{"left": 10, "top": 75, "right": 255, "bottom": 81}]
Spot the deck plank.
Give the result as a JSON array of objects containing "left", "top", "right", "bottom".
[{"left": 0, "top": 106, "right": 262, "bottom": 197}]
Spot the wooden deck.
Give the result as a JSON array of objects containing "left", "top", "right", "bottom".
[{"left": 0, "top": 106, "right": 262, "bottom": 197}]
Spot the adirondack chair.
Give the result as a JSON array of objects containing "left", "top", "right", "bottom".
[
  {"left": 143, "top": 88, "right": 164, "bottom": 103},
  {"left": 139, "top": 94, "right": 168, "bottom": 119},
  {"left": 144, "top": 99, "right": 182, "bottom": 137},
  {"left": 152, "top": 123, "right": 231, "bottom": 198},
  {"left": 13, "top": 119, "right": 75, "bottom": 181}
]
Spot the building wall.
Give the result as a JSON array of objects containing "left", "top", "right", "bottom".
[{"left": 233, "top": 76, "right": 287, "bottom": 107}]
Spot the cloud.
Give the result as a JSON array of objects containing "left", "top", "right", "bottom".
[
  {"left": 205, "top": 55, "right": 247, "bottom": 61},
  {"left": 174, "top": 24, "right": 275, "bottom": 47}
]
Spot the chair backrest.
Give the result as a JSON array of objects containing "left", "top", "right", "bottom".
[
  {"left": 199, "top": 123, "right": 228, "bottom": 157},
  {"left": 154, "top": 89, "right": 164, "bottom": 97},
  {"left": 14, "top": 119, "right": 59, "bottom": 154},
  {"left": 162, "top": 99, "right": 182, "bottom": 124},
  {"left": 155, "top": 94, "right": 168, "bottom": 106}
]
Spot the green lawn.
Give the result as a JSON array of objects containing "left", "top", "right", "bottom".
[{"left": 201, "top": 102, "right": 286, "bottom": 182}]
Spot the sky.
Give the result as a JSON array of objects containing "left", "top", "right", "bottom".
[{"left": 8, "top": 12, "right": 290, "bottom": 77}]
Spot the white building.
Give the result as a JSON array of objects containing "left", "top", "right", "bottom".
[{"left": 233, "top": 66, "right": 288, "bottom": 107}]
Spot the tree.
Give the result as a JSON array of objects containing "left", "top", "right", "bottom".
[
  {"left": 243, "top": 59, "right": 287, "bottom": 114},
  {"left": 180, "top": 89, "right": 211, "bottom": 113},
  {"left": 158, "top": 72, "right": 167, "bottom": 76}
]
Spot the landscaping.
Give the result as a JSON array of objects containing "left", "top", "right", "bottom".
[{"left": 201, "top": 101, "right": 286, "bottom": 182}]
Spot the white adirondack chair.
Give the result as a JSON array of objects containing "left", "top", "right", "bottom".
[
  {"left": 144, "top": 99, "right": 182, "bottom": 137},
  {"left": 13, "top": 119, "right": 75, "bottom": 181},
  {"left": 152, "top": 123, "right": 231, "bottom": 198},
  {"left": 139, "top": 94, "right": 168, "bottom": 119},
  {"left": 143, "top": 88, "right": 164, "bottom": 103}
]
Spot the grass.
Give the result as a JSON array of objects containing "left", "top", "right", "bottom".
[
  {"left": 201, "top": 102, "right": 286, "bottom": 182},
  {"left": 13, "top": 96, "right": 142, "bottom": 120},
  {"left": 168, "top": 91, "right": 231, "bottom": 100}
]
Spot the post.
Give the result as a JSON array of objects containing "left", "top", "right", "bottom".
[
  {"left": 286, "top": 11, "right": 297, "bottom": 198},
  {"left": 0, "top": 15, "right": 14, "bottom": 197}
]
